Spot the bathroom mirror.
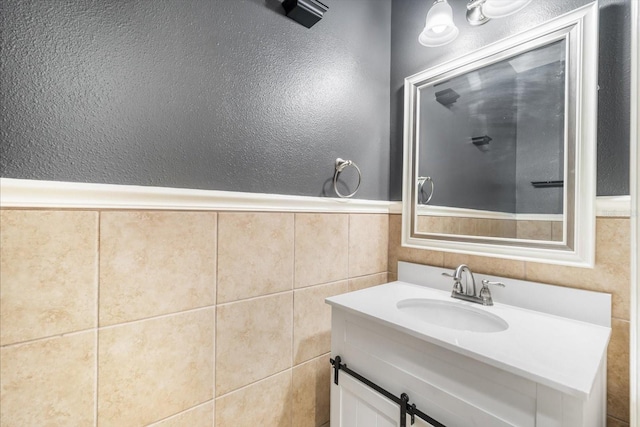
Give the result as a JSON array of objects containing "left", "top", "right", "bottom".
[{"left": 402, "top": 3, "right": 598, "bottom": 267}]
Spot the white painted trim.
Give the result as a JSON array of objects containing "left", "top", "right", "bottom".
[
  {"left": 514, "top": 213, "right": 564, "bottom": 221},
  {"left": 417, "top": 205, "right": 516, "bottom": 220},
  {"left": 0, "top": 178, "right": 395, "bottom": 213},
  {"left": 405, "top": 197, "right": 631, "bottom": 219},
  {"left": 630, "top": 0, "right": 639, "bottom": 423},
  {"left": 595, "top": 195, "right": 632, "bottom": 217},
  {"left": 418, "top": 199, "right": 630, "bottom": 219},
  {"left": 2, "top": 177, "right": 627, "bottom": 218},
  {"left": 416, "top": 204, "right": 566, "bottom": 221},
  {"left": 388, "top": 201, "right": 403, "bottom": 214}
]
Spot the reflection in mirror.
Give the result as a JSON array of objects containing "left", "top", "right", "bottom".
[
  {"left": 402, "top": 3, "right": 598, "bottom": 267},
  {"left": 417, "top": 40, "right": 566, "bottom": 242}
]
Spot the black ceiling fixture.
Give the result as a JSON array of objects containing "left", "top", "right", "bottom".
[{"left": 282, "top": 0, "right": 329, "bottom": 28}]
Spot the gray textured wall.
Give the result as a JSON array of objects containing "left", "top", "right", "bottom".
[
  {"left": 1, "top": 0, "right": 631, "bottom": 201},
  {"left": 390, "top": 0, "right": 631, "bottom": 200},
  {"left": 0, "top": 0, "right": 392, "bottom": 200}
]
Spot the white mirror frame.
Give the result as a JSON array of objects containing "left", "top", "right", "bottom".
[{"left": 402, "top": 2, "right": 598, "bottom": 267}]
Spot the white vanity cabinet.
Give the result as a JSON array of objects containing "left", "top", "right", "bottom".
[{"left": 327, "top": 263, "right": 611, "bottom": 427}]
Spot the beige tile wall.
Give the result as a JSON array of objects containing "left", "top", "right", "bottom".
[
  {"left": 416, "top": 215, "right": 564, "bottom": 241},
  {"left": 0, "top": 210, "right": 389, "bottom": 427},
  {"left": 416, "top": 215, "right": 518, "bottom": 238},
  {"left": 389, "top": 214, "right": 632, "bottom": 427},
  {"left": 3, "top": 209, "right": 628, "bottom": 426}
]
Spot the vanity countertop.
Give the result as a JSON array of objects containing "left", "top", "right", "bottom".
[{"left": 326, "top": 281, "right": 611, "bottom": 400}]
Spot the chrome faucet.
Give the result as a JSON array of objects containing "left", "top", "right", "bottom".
[
  {"left": 442, "top": 264, "right": 476, "bottom": 296},
  {"left": 442, "top": 264, "right": 505, "bottom": 306}
]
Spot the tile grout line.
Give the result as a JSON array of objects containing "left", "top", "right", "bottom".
[
  {"left": 215, "top": 212, "right": 221, "bottom": 310},
  {"left": 348, "top": 271, "right": 388, "bottom": 281},
  {"left": 291, "top": 213, "right": 296, "bottom": 377},
  {"left": 98, "top": 305, "right": 217, "bottom": 331},
  {"left": 0, "top": 327, "right": 98, "bottom": 349},
  {"left": 214, "top": 211, "right": 219, "bottom": 418},
  {"left": 215, "top": 366, "right": 293, "bottom": 401},
  {"left": 347, "top": 214, "right": 351, "bottom": 280},
  {"left": 145, "top": 399, "right": 214, "bottom": 426},
  {"left": 292, "top": 350, "right": 332, "bottom": 370},
  {"left": 296, "top": 277, "right": 351, "bottom": 290},
  {"left": 95, "top": 210, "right": 101, "bottom": 427},
  {"left": 387, "top": 213, "right": 393, "bottom": 274},
  {"left": 289, "top": 364, "right": 294, "bottom": 427},
  {"left": 217, "top": 288, "right": 295, "bottom": 308},
  {"left": 611, "top": 317, "right": 632, "bottom": 323},
  {"left": 0, "top": 303, "right": 219, "bottom": 349}
]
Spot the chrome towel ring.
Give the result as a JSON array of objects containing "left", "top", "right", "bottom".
[
  {"left": 418, "top": 176, "right": 434, "bottom": 204},
  {"left": 333, "top": 158, "right": 362, "bottom": 198}
]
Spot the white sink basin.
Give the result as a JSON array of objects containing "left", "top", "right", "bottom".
[
  {"left": 396, "top": 298, "right": 509, "bottom": 333},
  {"left": 326, "top": 270, "right": 612, "bottom": 398}
]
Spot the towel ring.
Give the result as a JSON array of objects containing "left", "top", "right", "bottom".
[
  {"left": 333, "top": 158, "right": 362, "bottom": 198},
  {"left": 418, "top": 176, "right": 434, "bottom": 204}
]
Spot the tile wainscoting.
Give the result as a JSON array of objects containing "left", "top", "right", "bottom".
[
  {"left": 0, "top": 210, "right": 389, "bottom": 426},
  {"left": 416, "top": 215, "right": 564, "bottom": 241},
  {"left": 0, "top": 206, "right": 631, "bottom": 426}
]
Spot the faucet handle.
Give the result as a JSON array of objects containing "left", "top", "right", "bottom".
[
  {"left": 479, "top": 280, "right": 505, "bottom": 306},
  {"left": 443, "top": 272, "right": 463, "bottom": 294},
  {"left": 481, "top": 279, "right": 505, "bottom": 288}
]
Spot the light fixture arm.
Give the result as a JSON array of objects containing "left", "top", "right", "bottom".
[
  {"left": 466, "top": 0, "right": 487, "bottom": 9},
  {"left": 466, "top": 0, "right": 490, "bottom": 26},
  {"left": 465, "top": 0, "right": 533, "bottom": 26}
]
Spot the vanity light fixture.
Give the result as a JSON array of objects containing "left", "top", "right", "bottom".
[
  {"left": 481, "top": 0, "right": 533, "bottom": 19},
  {"left": 421, "top": 0, "right": 532, "bottom": 46},
  {"left": 466, "top": 0, "right": 533, "bottom": 25},
  {"left": 418, "top": 0, "right": 459, "bottom": 47}
]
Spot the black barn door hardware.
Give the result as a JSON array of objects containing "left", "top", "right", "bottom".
[
  {"left": 531, "top": 180, "right": 564, "bottom": 188},
  {"left": 330, "top": 355, "right": 446, "bottom": 427}
]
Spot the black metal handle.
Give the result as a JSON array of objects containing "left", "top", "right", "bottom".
[
  {"left": 331, "top": 356, "right": 341, "bottom": 385},
  {"left": 531, "top": 180, "right": 564, "bottom": 188},
  {"left": 400, "top": 393, "right": 409, "bottom": 427}
]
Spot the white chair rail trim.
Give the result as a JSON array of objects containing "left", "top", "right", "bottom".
[
  {"left": 0, "top": 178, "right": 396, "bottom": 214},
  {"left": 0, "top": 178, "right": 629, "bottom": 216},
  {"left": 595, "top": 195, "right": 632, "bottom": 217}
]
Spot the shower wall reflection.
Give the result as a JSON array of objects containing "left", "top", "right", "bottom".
[{"left": 415, "top": 39, "right": 567, "bottom": 240}]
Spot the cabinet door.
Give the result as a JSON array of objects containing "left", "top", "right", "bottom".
[
  {"left": 331, "top": 374, "right": 402, "bottom": 427},
  {"left": 331, "top": 374, "right": 439, "bottom": 427}
]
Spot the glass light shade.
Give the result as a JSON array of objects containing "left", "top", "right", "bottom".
[
  {"left": 482, "top": 0, "right": 532, "bottom": 18},
  {"left": 418, "top": 0, "right": 459, "bottom": 47}
]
